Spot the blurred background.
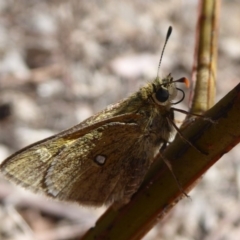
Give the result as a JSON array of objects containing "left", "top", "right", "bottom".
[{"left": 0, "top": 0, "right": 239, "bottom": 239}]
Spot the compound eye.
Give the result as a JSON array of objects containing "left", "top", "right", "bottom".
[{"left": 155, "top": 87, "right": 169, "bottom": 102}]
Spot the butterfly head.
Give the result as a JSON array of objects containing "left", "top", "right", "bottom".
[{"left": 152, "top": 74, "right": 189, "bottom": 107}]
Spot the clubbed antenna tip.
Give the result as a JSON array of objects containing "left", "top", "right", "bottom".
[{"left": 166, "top": 26, "right": 172, "bottom": 41}]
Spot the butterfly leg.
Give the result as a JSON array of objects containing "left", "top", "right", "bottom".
[{"left": 158, "top": 141, "right": 189, "bottom": 198}]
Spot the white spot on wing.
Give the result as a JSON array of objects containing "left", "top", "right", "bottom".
[
  {"left": 36, "top": 148, "right": 52, "bottom": 162},
  {"left": 95, "top": 155, "right": 106, "bottom": 165}
]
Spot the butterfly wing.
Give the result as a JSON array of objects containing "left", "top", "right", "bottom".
[
  {"left": 45, "top": 121, "right": 150, "bottom": 206},
  {"left": 1, "top": 113, "right": 151, "bottom": 206}
]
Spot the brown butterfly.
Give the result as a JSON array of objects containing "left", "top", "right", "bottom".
[{"left": 0, "top": 26, "right": 189, "bottom": 207}]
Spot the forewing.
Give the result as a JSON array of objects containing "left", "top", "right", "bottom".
[
  {"left": 44, "top": 121, "right": 144, "bottom": 206},
  {"left": 0, "top": 113, "right": 148, "bottom": 206}
]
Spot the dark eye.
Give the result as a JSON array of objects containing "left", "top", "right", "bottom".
[{"left": 155, "top": 87, "right": 169, "bottom": 102}]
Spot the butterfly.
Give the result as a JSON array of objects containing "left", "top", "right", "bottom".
[{"left": 0, "top": 26, "right": 189, "bottom": 207}]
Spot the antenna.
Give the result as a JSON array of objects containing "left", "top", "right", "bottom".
[{"left": 156, "top": 26, "right": 172, "bottom": 78}]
